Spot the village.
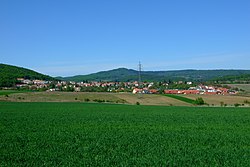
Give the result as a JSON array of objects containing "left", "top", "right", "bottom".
[{"left": 14, "top": 78, "right": 238, "bottom": 95}]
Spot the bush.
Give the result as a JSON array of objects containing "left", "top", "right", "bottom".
[
  {"left": 244, "top": 100, "right": 250, "bottom": 104},
  {"left": 136, "top": 102, "right": 140, "bottom": 105},
  {"left": 84, "top": 98, "right": 90, "bottom": 102},
  {"left": 93, "top": 99, "right": 105, "bottom": 103},
  {"left": 234, "top": 103, "right": 240, "bottom": 107},
  {"left": 116, "top": 99, "right": 127, "bottom": 104},
  {"left": 194, "top": 97, "right": 205, "bottom": 105},
  {"left": 220, "top": 101, "right": 224, "bottom": 107}
]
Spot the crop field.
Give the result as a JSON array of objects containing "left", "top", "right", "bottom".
[
  {"left": 0, "top": 92, "right": 192, "bottom": 106},
  {"left": 181, "top": 94, "right": 250, "bottom": 106},
  {"left": 228, "top": 84, "right": 250, "bottom": 92},
  {"left": 0, "top": 102, "right": 249, "bottom": 166},
  {"left": 227, "top": 84, "right": 250, "bottom": 95},
  {"left": 0, "top": 90, "right": 29, "bottom": 96}
]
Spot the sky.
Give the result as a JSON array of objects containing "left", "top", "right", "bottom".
[{"left": 1, "top": 0, "right": 250, "bottom": 76}]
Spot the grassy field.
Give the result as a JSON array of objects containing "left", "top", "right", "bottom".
[
  {"left": 0, "top": 92, "right": 192, "bottom": 106},
  {"left": 227, "top": 84, "right": 250, "bottom": 96},
  {"left": 164, "top": 94, "right": 196, "bottom": 104},
  {"left": 0, "top": 102, "right": 250, "bottom": 166},
  {"left": 181, "top": 94, "right": 250, "bottom": 106},
  {"left": 227, "top": 84, "right": 250, "bottom": 92},
  {"left": 1, "top": 91, "right": 250, "bottom": 107},
  {"left": 0, "top": 90, "right": 30, "bottom": 96}
]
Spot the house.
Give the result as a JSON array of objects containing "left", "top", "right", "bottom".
[
  {"left": 132, "top": 88, "right": 143, "bottom": 94},
  {"left": 182, "top": 90, "right": 200, "bottom": 94},
  {"left": 74, "top": 87, "right": 81, "bottom": 92},
  {"left": 204, "top": 91, "right": 217, "bottom": 95},
  {"left": 149, "top": 89, "right": 158, "bottom": 94},
  {"left": 164, "top": 90, "right": 179, "bottom": 94}
]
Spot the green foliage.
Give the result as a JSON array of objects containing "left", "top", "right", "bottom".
[
  {"left": 58, "top": 68, "right": 250, "bottom": 82},
  {"left": 0, "top": 102, "right": 250, "bottom": 166},
  {"left": 244, "top": 100, "right": 250, "bottom": 104},
  {"left": 167, "top": 83, "right": 195, "bottom": 90},
  {"left": 0, "top": 64, "right": 56, "bottom": 87},
  {"left": 66, "top": 86, "right": 74, "bottom": 92},
  {"left": 93, "top": 99, "right": 105, "bottom": 103},
  {"left": 84, "top": 98, "right": 90, "bottom": 102},
  {"left": 136, "top": 102, "right": 140, "bottom": 105},
  {"left": 0, "top": 90, "right": 31, "bottom": 96},
  {"left": 80, "top": 86, "right": 108, "bottom": 92},
  {"left": 194, "top": 97, "right": 205, "bottom": 105},
  {"left": 164, "top": 94, "right": 196, "bottom": 104},
  {"left": 212, "top": 74, "right": 250, "bottom": 83},
  {"left": 234, "top": 103, "right": 241, "bottom": 107}
]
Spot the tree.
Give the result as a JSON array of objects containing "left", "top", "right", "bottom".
[{"left": 194, "top": 97, "right": 205, "bottom": 105}]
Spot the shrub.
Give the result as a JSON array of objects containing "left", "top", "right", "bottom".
[
  {"left": 93, "top": 99, "right": 105, "bottom": 103},
  {"left": 116, "top": 99, "right": 127, "bottom": 104},
  {"left": 244, "top": 100, "right": 250, "bottom": 104},
  {"left": 234, "top": 103, "right": 240, "bottom": 107},
  {"left": 194, "top": 97, "right": 205, "bottom": 105},
  {"left": 84, "top": 98, "right": 90, "bottom": 102},
  {"left": 136, "top": 102, "right": 140, "bottom": 105}
]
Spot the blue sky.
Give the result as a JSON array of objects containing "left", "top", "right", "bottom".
[{"left": 1, "top": 0, "right": 250, "bottom": 76}]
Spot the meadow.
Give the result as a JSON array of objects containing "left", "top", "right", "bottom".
[
  {"left": 2, "top": 91, "right": 250, "bottom": 106},
  {"left": 0, "top": 102, "right": 249, "bottom": 166},
  {"left": 0, "top": 90, "right": 30, "bottom": 96}
]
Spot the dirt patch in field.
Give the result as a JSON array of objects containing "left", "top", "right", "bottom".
[
  {"left": 0, "top": 92, "right": 192, "bottom": 106},
  {"left": 113, "top": 93, "right": 192, "bottom": 106}
]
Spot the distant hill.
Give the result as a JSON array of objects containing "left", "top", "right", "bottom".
[
  {"left": 58, "top": 68, "right": 250, "bottom": 82},
  {"left": 0, "top": 63, "right": 56, "bottom": 87},
  {"left": 212, "top": 74, "right": 250, "bottom": 83}
]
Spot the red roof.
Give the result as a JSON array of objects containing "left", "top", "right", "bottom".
[
  {"left": 182, "top": 90, "right": 200, "bottom": 94},
  {"left": 149, "top": 89, "right": 158, "bottom": 93},
  {"left": 164, "top": 90, "right": 179, "bottom": 94}
]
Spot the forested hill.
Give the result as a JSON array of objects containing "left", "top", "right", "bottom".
[
  {"left": 212, "top": 74, "right": 250, "bottom": 83},
  {"left": 58, "top": 68, "right": 250, "bottom": 82},
  {"left": 0, "top": 63, "right": 56, "bottom": 87}
]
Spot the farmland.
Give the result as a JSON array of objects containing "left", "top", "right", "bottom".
[
  {"left": 0, "top": 92, "right": 192, "bottom": 106},
  {"left": 227, "top": 84, "right": 250, "bottom": 95},
  {"left": 2, "top": 91, "right": 250, "bottom": 107},
  {"left": 0, "top": 90, "right": 30, "bottom": 96},
  {"left": 181, "top": 94, "right": 250, "bottom": 106},
  {"left": 1, "top": 102, "right": 250, "bottom": 166}
]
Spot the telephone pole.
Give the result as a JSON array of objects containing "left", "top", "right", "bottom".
[
  {"left": 138, "top": 61, "right": 142, "bottom": 88},
  {"left": 138, "top": 61, "right": 143, "bottom": 98}
]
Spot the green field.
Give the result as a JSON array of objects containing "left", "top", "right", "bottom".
[
  {"left": 1, "top": 102, "right": 250, "bottom": 166},
  {"left": 164, "top": 94, "right": 196, "bottom": 104},
  {"left": 0, "top": 90, "right": 29, "bottom": 96}
]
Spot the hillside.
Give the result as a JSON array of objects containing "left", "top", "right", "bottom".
[
  {"left": 59, "top": 68, "right": 250, "bottom": 82},
  {"left": 0, "top": 63, "right": 56, "bottom": 87},
  {"left": 212, "top": 74, "right": 250, "bottom": 83}
]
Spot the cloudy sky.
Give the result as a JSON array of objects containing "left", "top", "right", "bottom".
[{"left": 1, "top": 0, "right": 250, "bottom": 76}]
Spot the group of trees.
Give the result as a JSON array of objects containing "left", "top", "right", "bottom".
[
  {"left": 212, "top": 74, "right": 250, "bottom": 84},
  {"left": 0, "top": 64, "right": 56, "bottom": 87}
]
